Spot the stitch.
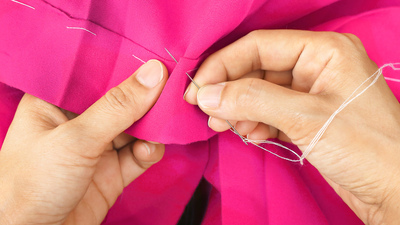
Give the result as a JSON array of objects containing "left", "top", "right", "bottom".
[
  {"left": 34, "top": 0, "right": 175, "bottom": 62},
  {"left": 66, "top": 26, "right": 97, "bottom": 36},
  {"left": 385, "top": 77, "right": 400, "bottom": 83},
  {"left": 11, "top": 0, "right": 35, "bottom": 9}
]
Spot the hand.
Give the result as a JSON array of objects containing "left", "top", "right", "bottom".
[
  {"left": 184, "top": 30, "right": 400, "bottom": 224},
  {"left": 0, "top": 60, "right": 168, "bottom": 225}
]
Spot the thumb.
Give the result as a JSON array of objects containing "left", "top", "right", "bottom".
[
  {"left": 61, "top": 60, "right": 168, "bottom": 155},
  {"left": 196, "top": 78, "right": 326, "bottom": 142}
]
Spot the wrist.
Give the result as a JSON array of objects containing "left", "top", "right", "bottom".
[{"left": 365, "top": 128, "right": 400, "bottom": 224}]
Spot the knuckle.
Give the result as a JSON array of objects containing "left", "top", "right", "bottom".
[
  {"left": 342, "top": 33, "right": 366, "bottom": 51},
  {"left": 323, "top": 32, "right": 350, "bottom": 52},
  {"left": 343, "top": 33, "right": 361, "bottom": 43},
  {"left": 235, "top": 79, "right": 264, "bottom": 120},
  {"left": 322, "top": 32, "right": 365, "bottom": 57},
  {"left": 283, "top": 112, "right": 310, "bottom": 142},
  {"left": 343, "top": 33, "right": 369, "bottom": 55},
  {"left": 105, "top": 86, "right": 130, "bottom": 110},
  {"left": 104, "top": 86, "right": 142, "bottom": 113},
  {"left": 284, "top": 95, "right": 327, "bottom": 145}
]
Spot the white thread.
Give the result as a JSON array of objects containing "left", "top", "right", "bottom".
[
  {"left": 13, "top": 0, "right": 397, "bottom": 164},
  {"left": 11, "top": 0, "right": 35, "bottom": 9},
  {"left": 299, "top": 63, "right": 400, "bottom": 164},
  {"left": 385, "top": 77, "right": 400, "bottom": 83},
  {"left": 227, "top": 63, "right": 400, "bottom": 164},
  {"left": 160, "top": 49, "right": 400, "bottom": 164},
  {"left": 132, "top": 54, "right": 146, "bottom": 64},
  {"left": 244, "top": 137, "right": 301, "bottom": 162},
  {"left": 66, "top": 26, "right": 96, "bottom": 36},
  {"left": 228, "top": 129, "right": 301, "bottom": 162}
]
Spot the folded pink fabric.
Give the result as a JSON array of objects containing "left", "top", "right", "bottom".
[{"left": 1, "top": 0, "right": 399, "bottom": 224}]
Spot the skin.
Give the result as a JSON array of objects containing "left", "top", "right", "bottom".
[
  {"left": 0, "top": 60, "right": 168, "bottom": 225},
  {"left": 0, "top": 30, "right": 399, "bottom": 225},
  {"left": 184, "top": 30, "right": 400, "bottom": 224}
]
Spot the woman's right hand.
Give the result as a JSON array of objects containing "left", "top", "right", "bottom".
[{"left": 185, "top": 30, "right": 400, "bottom": 224}]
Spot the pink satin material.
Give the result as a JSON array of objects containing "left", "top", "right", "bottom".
[{"left": 1, "top": 0, "right": 399, "bottom": 224}]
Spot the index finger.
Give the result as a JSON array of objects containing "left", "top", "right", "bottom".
[{"left": 184, "top": 30, "right": 329, "bottom": 104}]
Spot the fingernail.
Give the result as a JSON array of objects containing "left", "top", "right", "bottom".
[
  {"left": 208, "top": 116, "right": 213, "bottom": 128},
  {"left": 136, "top": 60, "right": 164, "bottom": 88},
  {"left": 183, "top": 86, "right": 190, "bottom": 101},
  {"left": 197, "top": 83, "right": 225, "bottom": 108},
  {"left": 142, "top": 142, "right": 155, "bottom": 155},
  {"left": 246, "top": 133, "right": 252, "bottom": 140}
]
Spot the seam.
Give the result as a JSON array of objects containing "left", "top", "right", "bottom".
[{"left": 37, "top": 0, "right": 179, "bottom": 62}]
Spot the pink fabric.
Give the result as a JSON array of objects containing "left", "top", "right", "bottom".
[{"left": 1, "top": 0, "right": 400, "bottom": 224}]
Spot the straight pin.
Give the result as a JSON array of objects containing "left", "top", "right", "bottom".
[
  {"left": 11, "top": 0, "right": 35, "bottom": 9},
  {"left": 164, "top": 48, "right": 200, "bottom": 89},
  {"left": 66, "top": 26, "right": 97, "bottom": 36},
  {"left": 132, "top": 54, "right": 146, "bottom": 64},
  {"left": 164, "top": 48, "right": 247, "bottom": 144}
]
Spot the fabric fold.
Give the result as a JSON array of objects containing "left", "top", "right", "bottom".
[{"left": 1, "top": 1, "right": 400, "bottom": 224}]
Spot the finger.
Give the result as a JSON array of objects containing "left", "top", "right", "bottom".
[
  {"left": 234, "top": 121, "right": 258, "bottom": 136},
  {"left": 196, "top": 78, "right": 325, "bottom": 139},
  {"left": 184, "top": 70, "right": 265, "bottom": 102},
  {"left": 59, "top": 108, "right": 79, "bottom": 120},
  {"left": 113, "top": 132, "right": 136, "bottom": 150},
  {"left": 61, "top": 60, "right": 168, "bottom": 154},
  {"left": 247, "top": 123, "right": 276, "bottom": 141},
  {"left": 207, "top": 116, "right": 232, "bottom": 132},
  {"left": 207, "top": 116, "right": 258, "bottom": 136},
  {"left": 185, "top": 30, "right": 338, "bottom": 104},
  {"left": 277, "top": 130, "right": 291, "bottom": 143},
  {"left": 264, "top": 70, "right": 293, "bottom": 86},
  {"left": 240, "top": 70, "right": 265, "bottom": 80},
  {"left": 119, "top": 140, "right": 165, "bottom": 187},
  {"left": 207, "top": 117, "right": 239, "bottom": 132}
]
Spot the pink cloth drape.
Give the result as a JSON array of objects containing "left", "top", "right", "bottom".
[{"left": 1, "top": 0, "right": 399, "bottom": 224}]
